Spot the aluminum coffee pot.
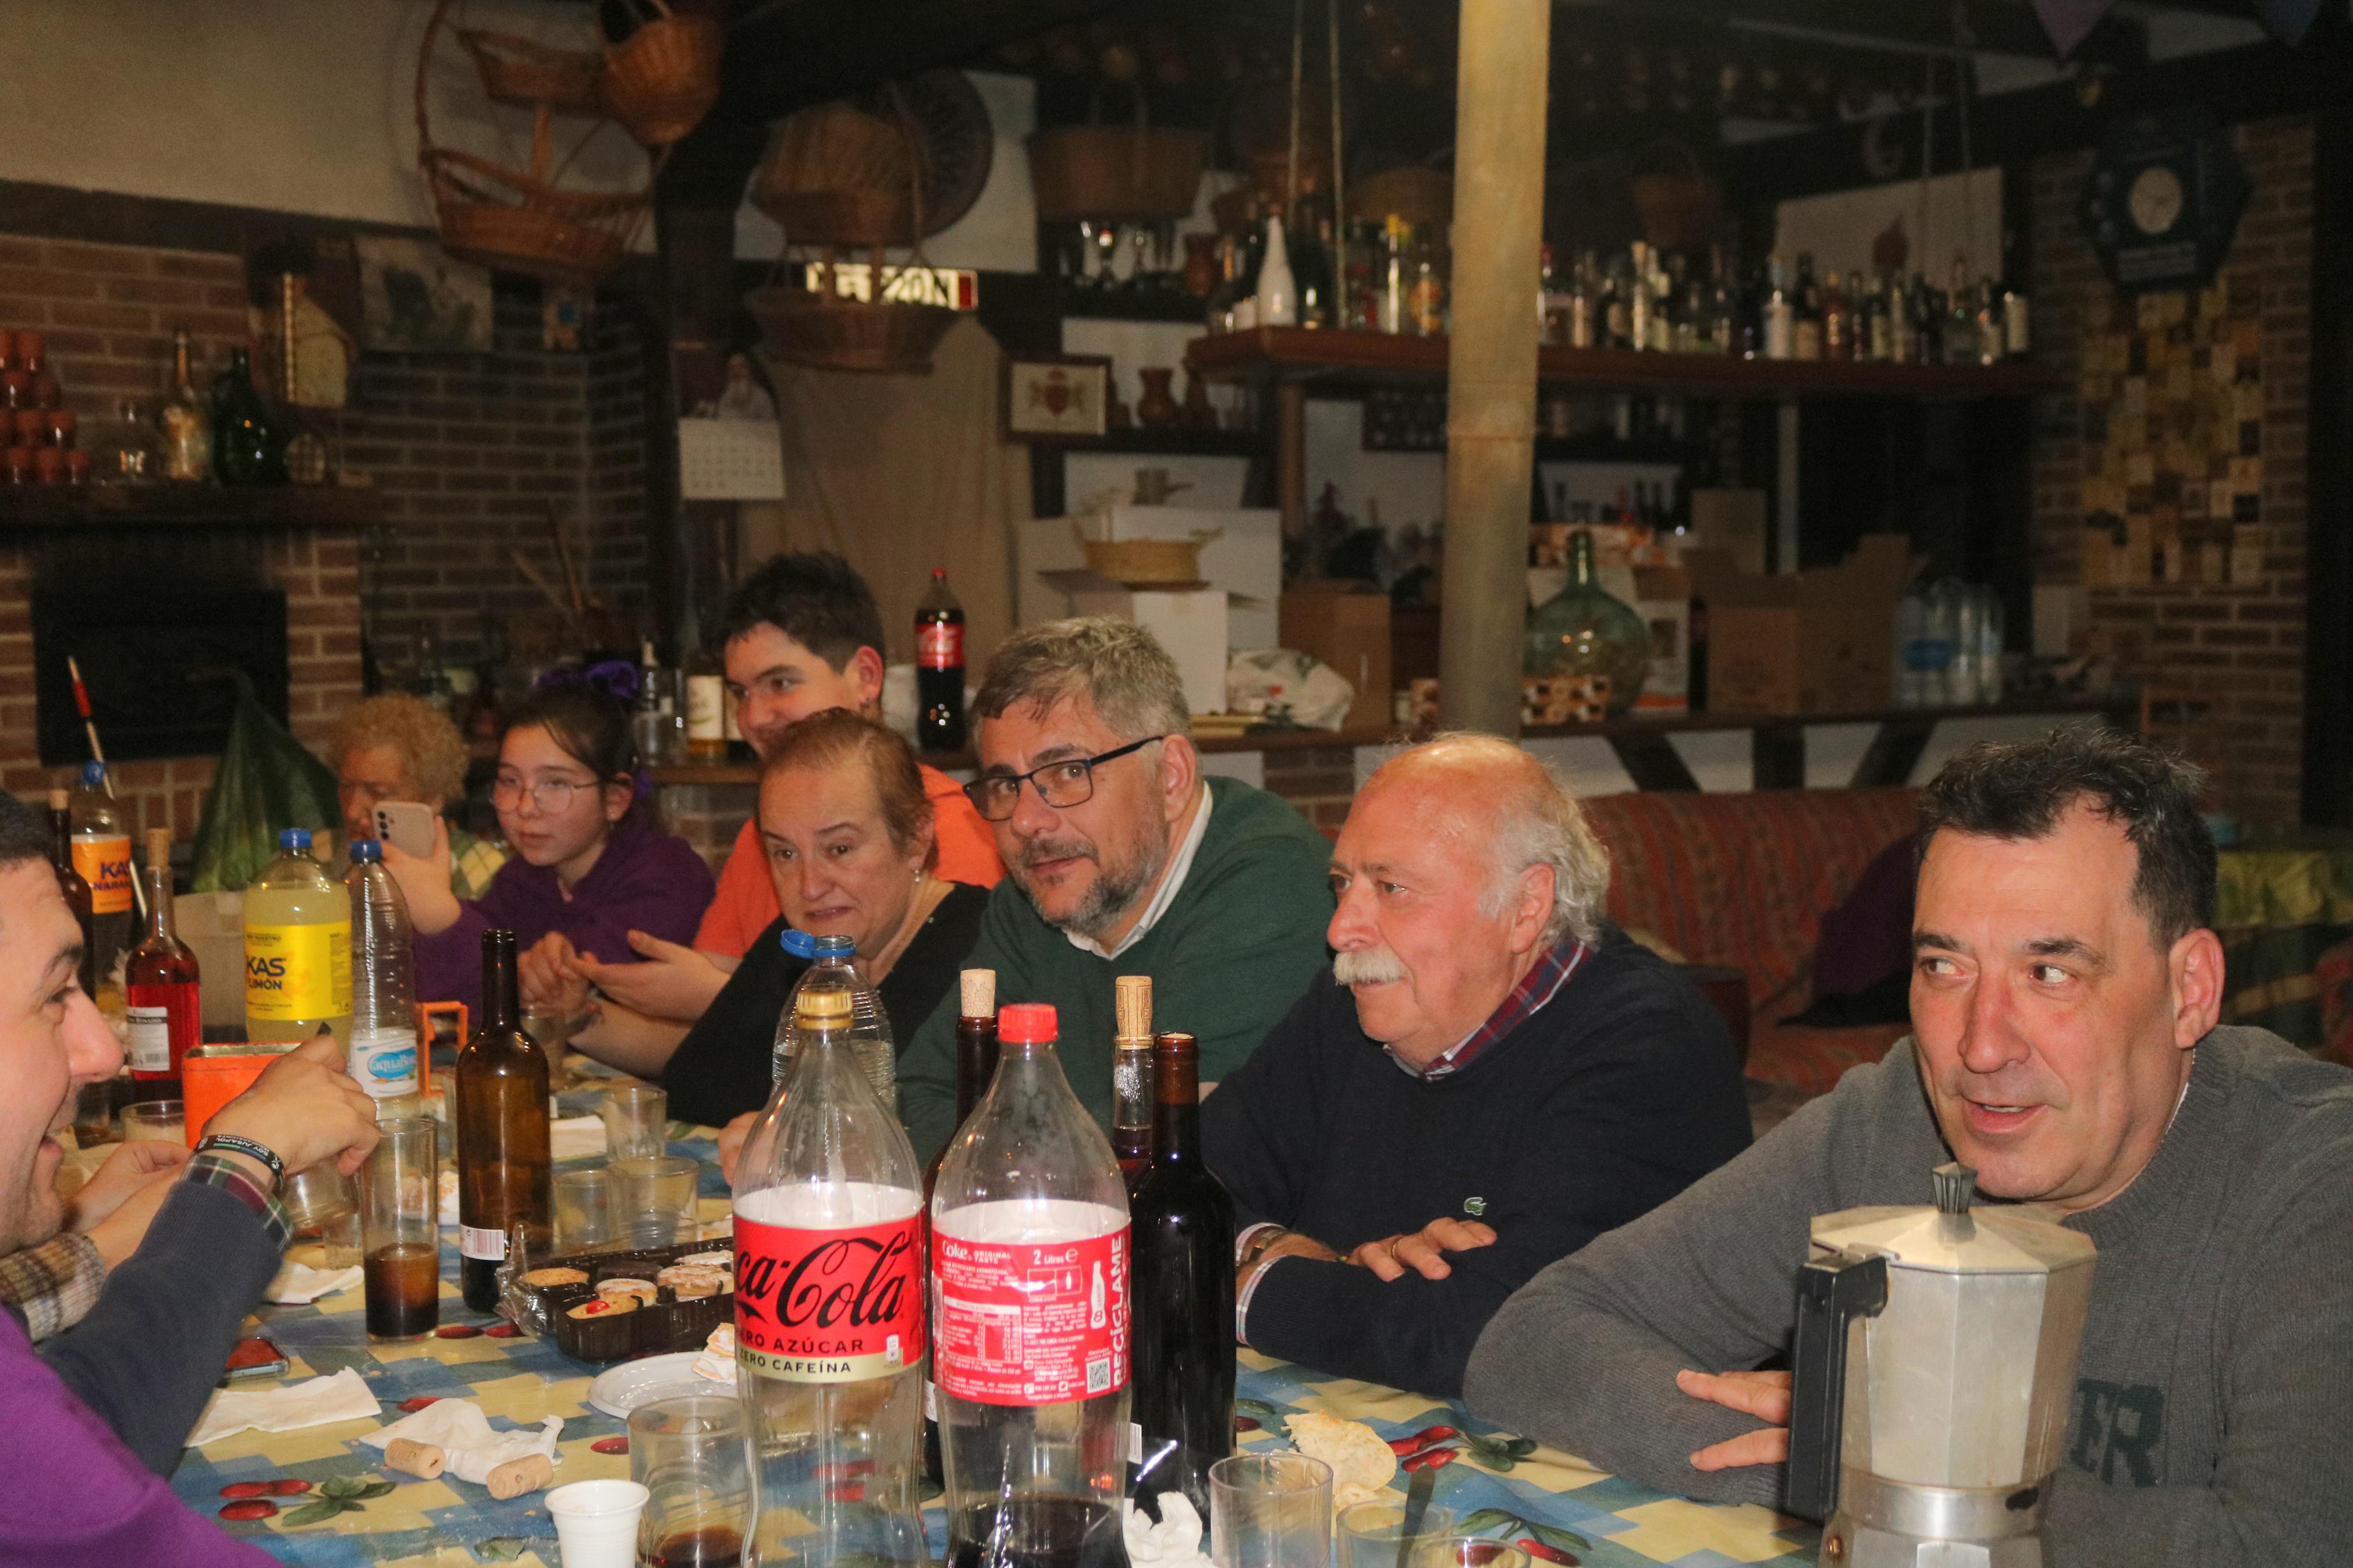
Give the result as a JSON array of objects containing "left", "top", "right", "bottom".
[{"left": 1786, "top": 1163, "right": 2096, "bottom": 1568}]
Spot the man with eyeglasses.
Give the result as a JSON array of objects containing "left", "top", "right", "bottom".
[{"left": 896, "top": 617, "right": 1335, "bottom": 1161}]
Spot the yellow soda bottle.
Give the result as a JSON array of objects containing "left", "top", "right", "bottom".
[{"left": 244, "top": 827, "right": 352, "bottom": 1046}]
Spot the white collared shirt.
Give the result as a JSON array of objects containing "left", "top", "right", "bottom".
[{"left": 1063, "top": 787, "right": 1213, "bottom": 960}]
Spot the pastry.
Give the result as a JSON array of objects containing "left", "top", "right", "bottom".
[
  {"left": 1286, "top": 1410, "right": 1397, "bottom": 1509},
  {"left": 521, "top": 1267, "right": 588, "bottom": 1289},
  {"left": 658, "top": 1264, "right": 726, "bottom": 1300},
  {"left": 597, "top": 1277, "right": 658, "bottom": 1307}
]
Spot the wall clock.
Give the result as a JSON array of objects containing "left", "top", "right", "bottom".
[{"left": 2079, "top": 109, "right": 2250, "bottom": 293}]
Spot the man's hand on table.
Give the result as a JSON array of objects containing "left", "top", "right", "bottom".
[
  {"left": 571, "top": 931, "right": 731, "bottom": 1024},
  {"left": 68, "top": 1140, "right": 191, "bottom": 1266},
  {"left": 206, "top": 1034, "right": 382, "bottom": 1184},
  {"left": 1676, "top": 1368, "right": 1791, "bottom": 1471},
  {"left": 1349, "top": 1217, "right": 1497, "bottom": 1281}
]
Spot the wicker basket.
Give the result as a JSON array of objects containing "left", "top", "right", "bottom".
[
  {"left": 457, "top": 26, "right": 601, "bottom": 113},
  {"left": 1070, "top": 521, "right": 1219, "bottom": 586},
  {"left": 1348, "top": 163, "right": 1452, "bottom": 229},
  {"left": 747, "top": 282, "right": 960, "bottom": 374},
  {"left": 601, "top": 0, "right": 722, "bottom": 148},
  {"left": 1629, "top": 142, "right": 1722, "bottom": 253},
  {"left": 1029, "top": 126, "right": 1207, "bottom": 223},
  {"left": 752, "top": 104, "right": 920, "bottom": 247}
]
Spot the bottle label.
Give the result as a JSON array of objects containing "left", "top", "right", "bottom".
[
  {"left": 917, "top": 621, "right": 964, "bottom": 671},
  {"left": 244, "top": 921, "right": 353, "bottom": 1021},
  {"left": 733, "top": 1211, "right": 925, "bottom": 1383},
  {"left": 460, "top": 1224, "right": 507, "bottom": 1263},
  {"left": 686, "top": 674, "right": 725, "bottom": 742},
  {"left": 349, "top": 1026, "right": 420, "bottom": 1098},
  {"left": 126, "top": 1005, "right": 172, "bottom": 1073},
  {"left": 935, "top": 1224, "right": 1130, "bottom": 1406},
  {"left": 72, "top": 832, "right": 133, "bottom": 915}
]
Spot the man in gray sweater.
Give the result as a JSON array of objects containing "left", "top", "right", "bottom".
[{"left": 1465, "top": 728, "right": 2353, "bottom": 1567}]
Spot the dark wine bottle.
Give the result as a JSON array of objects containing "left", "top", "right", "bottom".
[
  {"left": 1112, "top": 975, "right": 1153, "bottom": 1189},
  {"left": 915, "top": 567, "right": 967, "bottom": 753},
  {"left": 47, "top": 790, "right": 96, "bottom": 1000},
  {"left": 1128, "top": 1030, "right": 1236, "bottom": 1517},
  {"left": 455, "top": 929, "right": 551, "bottom": 1313},
  {"left": 926, "top": 968, "right": 999, "bottom": 1492}
]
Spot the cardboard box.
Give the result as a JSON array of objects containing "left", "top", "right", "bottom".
[
  {"left": 1279, "top": 586, "right": 1392, "bottom": 730},
  {"left": 1683, "top": 535, "right": 1918, "bottom": 716},
  {"left": 1061, "top": 584, "right": 1230, "bottom": 715},
  {"left": 1689, "top": 489, "right": 1768, "bottom": 575}
]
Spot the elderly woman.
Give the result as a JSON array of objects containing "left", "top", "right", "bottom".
[{"left": 329, "top": 694, "right": 506, "bottom": 899}]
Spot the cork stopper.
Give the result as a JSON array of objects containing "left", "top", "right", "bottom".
[
  {"left": 797, "top": 986, "right": 854, "bottom": 1025},
  {"left": 47, "top": 788, "right": 66, "bottom": 811},
  {"left": 1115, "top": 974, "right": 1152, "bottom": 1041},
  {"left": 960, "top": 968, "right": 996, "bottom": 1018},
  {"left": 145, "top": 827, "right": 172, "bottom": 868}
]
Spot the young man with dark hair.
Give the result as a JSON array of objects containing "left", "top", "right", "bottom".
[
  {"left": 0, "top": 790, "right": 378, "bottom": 1563},
  {"left": 536, "top": 552, "right": 1002, "bottom": 1039},
  {"left": 1465, "top": 727, "right": 2353, "bottom": 1567}
]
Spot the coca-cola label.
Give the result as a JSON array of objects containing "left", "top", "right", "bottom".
[
  {"left": 734, "top": 1213, "right": 925, "bottom": 1383},
  {"left": 917, "top": 621, "right": 964, "bottom": 670},
  {"left": 935, "top": 1225, "right": 1130, "bottom": 1405}
]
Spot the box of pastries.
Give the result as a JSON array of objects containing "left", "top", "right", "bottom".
[{"left": 513, "top": 1238, "right": 736, "bottom": 1364}]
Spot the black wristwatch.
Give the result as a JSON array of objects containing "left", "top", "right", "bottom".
[{"left": 194, "top": 1133, "right": 286, "bottom": 1188}]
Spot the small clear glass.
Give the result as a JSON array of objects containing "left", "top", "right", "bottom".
[
  {"left": 1211, "top": 1453, "right": 1333, "bottom": 1568},
  {"left": 601, "top": 1084, "right": 668, "bottom": 1162},
  {"left": 630, "top": 1395, "right": 751, "bottom": 1568},
  {"left": 612, "top": 1154, "right": 700, "bottom": 1247},
  {"left": 357, "top": 1117, "right": 440, "bottom": 1340},
  {"left": 1341, "top": 1502, "right": 1458, "bottom": 1568},
  {"left": 554, "top": 1166, "right": 616, "bottom": 1253},
  {"left": 120, "top": 1099, "right": 184, "bottom": 1146},
  {"left": 1409, "top": 1539, "right": 1531, "bottom": 1568}
]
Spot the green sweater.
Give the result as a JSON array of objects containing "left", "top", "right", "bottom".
[{"left": 900, "top": 775, "right": 1336, "bottom": 1161}]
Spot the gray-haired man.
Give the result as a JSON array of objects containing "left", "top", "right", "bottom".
[
  {"left": 897, "top": 617, "right": 1336, "bottom": 1161},
  {"left": 1201, "top": 735, "right": 1751, "bottom": 1398},
  {"left": 1466, "top": 728, "right": 2353, "bottom": 1567}
]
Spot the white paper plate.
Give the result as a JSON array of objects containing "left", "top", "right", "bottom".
[{"left": 585, "top": 1352, "right": 714, "bottom": 1420}]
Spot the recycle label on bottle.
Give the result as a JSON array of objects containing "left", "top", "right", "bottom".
[
  {"left": 72, "top": 832, "right": 133, "bottom": 915},
  {"left": 125, "top": 1005, "right": 172, "bottom": 1073},
  {"left": 935, "top": 1222, "right": 1130, "bottom": 1406},
  {"left": 244, "top": 922, "right": 352, "bottom": 1022},
  {"left": 734, "top": 1211, "right": 925, "bottom": 1382}
]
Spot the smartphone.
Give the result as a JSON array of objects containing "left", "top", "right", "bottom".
[
  {"left": 373, "top": 801, "right": 436, "bottom": 858},
  {"left": 222, "top": 1337, "right": 288, "bottom": 1382}
]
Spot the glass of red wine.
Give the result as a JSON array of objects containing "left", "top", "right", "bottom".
[{"left": 629, "top": 1395, "right": 749, "bottom": 1567}]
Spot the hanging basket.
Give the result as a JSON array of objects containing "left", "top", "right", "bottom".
[
  {"left": 1028, "top": 109, "right": 1206, "bottom": 225},
  {"left": 456, "top": 26, "right": 602, "bottom": 113},
  {"left": 1347, "top": 163, "right": 1452, "bottom": 230},
  {"left": 747, "top": 282, "right": 960, "bottom": 375},
  {"left": 752, "top": 104, "right": 920, "bottom": 248},
  {"left": 601, "top": 0, "right": 723, "bottom": 148}
]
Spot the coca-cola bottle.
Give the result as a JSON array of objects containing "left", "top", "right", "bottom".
[
  {"left": 915, "top": 567, "right": 967, "bottom": 753},
  {"left": 932, "top": 1003, "right": 1131, "bottom": 1568},
  {"left": 734, "top": 983, "right": 928, "bottom": 1568}
]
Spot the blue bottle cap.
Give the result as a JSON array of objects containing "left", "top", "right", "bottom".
[
  {"left": 79, "top": 760, "right": 105, "bottom": 785},
  {"left": 349, "top": 840, "right": 382, "bottom": 863},
  {"left": 780, "top": 927, "right": 817, "bottom": 960},
  {"left": 279, "top": 827, "right": 312, "bottom": 852}
]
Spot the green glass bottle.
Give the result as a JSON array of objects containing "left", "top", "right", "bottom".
[
  {"left": 211, "top": 347, "right": 286, "bottom": 485},
  {"left": 1525, "top": 529, "right": 1651, "bottom": 715}
]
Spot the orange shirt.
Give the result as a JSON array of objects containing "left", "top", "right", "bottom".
[{"left": 694, "top": 762, "right": 1005, "bottom": 959}]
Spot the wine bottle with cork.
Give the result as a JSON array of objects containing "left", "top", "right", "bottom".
[
  {"left": 125, "top": 827, "right": 199, "bottom": 1102},
  {"left": 1112, "top": 974, "right": 1154, "bottom": 1189},
  {"left": 924, "top": 967, "right": 999, "bottom": 1494}
]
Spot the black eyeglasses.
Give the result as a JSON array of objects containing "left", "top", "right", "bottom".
[{"left": 961, "top": 735, "right": 1165, "bottom": 822}]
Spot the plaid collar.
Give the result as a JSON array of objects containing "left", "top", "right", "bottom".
[{"left": 1386, "top": 936, "right": 1593, "bottom": 1080}]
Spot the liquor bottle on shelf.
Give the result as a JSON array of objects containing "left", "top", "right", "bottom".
[
  {"left": 1129, "top": 1030, "right": 1237, "bottom": 1518},
  {"left": 455, "top": 930, "right": 552, "bottom": 1313},
  {"left": 1791, "top": 253, "right": 1824, "bottom": 362},
  {"left": 1379, "top": 216, "right": 1410, "bottom": 335},
  {"left": 347, "top": 840, "right": 422, "bottom": 1107},
  {"left": 1822, "top": 270, "right": 1850, "bottom": 361},
  {"left": 1205, "top": 232, "right": 1242, "bottom": 334},
  {"left": 1944, "top": 258, "right": 1979, "bottom": 366},
  {"left": 1567, "top": 250, "right": 1598, "bottom": 350},
  {"left": 2002, "top": 277, "right": 2032, "bottom": 360},
  {"left": 1291, "top": 218, "right": 1336, "bottom": 330},
  {"left": 685, "top": 646, "right": 727, "bottom": 763},
  {"left": 633, "top": 639, "right": 678, "bottom": 768},
  {"left": 47, "top": 790, "right": 96, "bottom": 999},
  {"left": 1255, "top": 214, "right": 1298, "bottom": 329},
  {"left": 125, "top": 828, "right": 197, "bottom": 1103},
  {"left": 159, "top": 326, "right": 211, "bottom": 483},
  {"left": 917, "top": 567, "right": 968, "bottom": 753},
  {"left": 1111, "top": 975, "right": 1153, "bottom": 1188},
  {"left": 932, "top": 1003, "right": 1131, "bottom": 1568},
  {"left": 1408, "top": 226, "right": 1446, "bottom": 337},
  {"left": 1762, "top": 253, "right": 1793, "bottom": 361},
  {"left": 734, "top": 983, "right": 928, "bottom": 1568},
  {"left": 1626, "top": 243, "right": 1652, "bottom": 351},
  {"left": 211, "top": 346, "right": 286, "bottom": 485},
  {"left": 1911, "top": 272, "right": 1942, "bottom": 364}
]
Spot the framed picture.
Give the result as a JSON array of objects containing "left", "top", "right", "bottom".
[
  {"left": 354, "top": 236, "right": 494, "bottom": 354},
  {"left": 1003, "top": 353, "right": 1112, "bottom": 443}
]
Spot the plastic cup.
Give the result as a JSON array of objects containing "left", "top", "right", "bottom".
[
  {"left": 601, "top": 1084, "right": 668, "bottom": 1162},
  {"left": 611, "top": 1154, "right": 699, "bottom": 1247},
  {"left": 284, "top": 1164, "right": 362, "bottom": 1268},
  {"left": 554, "top": 1166, "right": 616, "bottom": 1252},
  {"left": 1341, "top": 1502, "right": 1457, "bottom": 1568},
  {"left": 1211, "top": 1453, "right": 1332, "bottom": 1568},
  {"left": 546, "top": 1478, "right": 650, "bottom": 1568},
  {"left": 1408, "top": 1540, "right": 1530, "bottom": 1568},
  {"left": 120, "top": 1100, "right": 184, "bottom": 1146}
]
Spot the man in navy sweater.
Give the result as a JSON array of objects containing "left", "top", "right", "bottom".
[{"left": 1203, "top": 735, "right": 1751, "bottom": 1398}]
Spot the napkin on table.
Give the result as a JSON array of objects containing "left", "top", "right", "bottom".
[
  {"left": 265, "top": 1261, "right": 363, "bottom": 1304},
  {"left": 359, "top": 1398, "right": 564, "bottom": 1487},
  {"left": 1123, "top": 1494, "right": 1213, "bottom": 1568},
  {"left": 549, "top": 1115, "right": 607, "bottom": 1161},
  {"left": 189, "top": 1367, "right": 382, "bottom": 1448}
]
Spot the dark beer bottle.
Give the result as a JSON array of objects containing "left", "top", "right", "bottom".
[
  {"left": 915, "top": 567, "right": 967, "bottom": 753},
  {"left": 455, "top": 929, "right": 552, "bottom": 1313},
  {"left": 1128, "top": 1030, "right": 1237, "bottom": 1517},
  {"left": 47, "top": 789, "right": 96, "bottom": 999}
]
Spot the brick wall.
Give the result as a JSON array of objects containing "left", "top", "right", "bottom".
[{"left": 2029, "top": 115, "right": 2313, "bottom": 827}]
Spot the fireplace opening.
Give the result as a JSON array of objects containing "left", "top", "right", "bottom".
[{"left": 33, "top": 585, "right": 290, "bottom": 766}]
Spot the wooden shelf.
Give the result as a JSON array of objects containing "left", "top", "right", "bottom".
[
  {"left": 1186, "top": 327, "right": 2070, "bottom": 400},
  {"left": 0, "top": 483, "right": 385, "bottom": 532}
]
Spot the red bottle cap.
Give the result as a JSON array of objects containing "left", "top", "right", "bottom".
[{"left": 997, "top": 1002, "right": 1057, "bottom": 1043}]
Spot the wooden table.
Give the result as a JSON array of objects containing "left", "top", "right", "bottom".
[{"left": 168, "top": 1121, "right": 1818, "bottom": 1567}]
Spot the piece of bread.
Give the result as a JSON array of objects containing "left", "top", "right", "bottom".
[{"left": 1285, "top": 1410, "right": 1397, "bottom": 1509}]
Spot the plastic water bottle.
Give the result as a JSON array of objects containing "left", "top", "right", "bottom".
[
  {"left": 346, "top": 840, "right": 421, "bottom": 1107},
  {"left": 771, "top": 930, "right": 896, "bottom": 1109},
  {"left": 244, "top": 827, "right": 352, "bottom": 1046}
]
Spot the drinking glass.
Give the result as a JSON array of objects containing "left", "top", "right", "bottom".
[
  {"left": 73, "top": 1082, "right": 123, "bottom": 1146},
  {"left": 554, "top": 1166, "right": 616, "bottom": 1252},
  {"left": 629, "top": 1395, "right": 751, "bottom": 1567},
  {"left": 546, "top": 1479, "right": 650, "bottom": 1568},
  {"left": 602, "top": 1084, "right": 668, "bottom": 1162},
  {"left": 357, "top": 1117, "right": 440, "bottom": 1340},
  {"left": 1408, "top": 1540, "right": 1530, "bottom": 1568},
  {"left": 120, "top": 1099, "right": 184, "bottom": 1146},
  {"left": 284, "top": 1164, "right": 363, "bottom": 1268},
  {"left": 1341, "top": 1502, "right": 1457, "bottom": 1568},
  {"left": 612, "top": 1154, "right": 700, "bottom": 1247},
  {"left": 1210, "top": 1453, "right": 1333, "bottom": 1568}
]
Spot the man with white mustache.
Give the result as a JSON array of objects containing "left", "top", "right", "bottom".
[
  {"left": 897, "top": 618, "right": 1335, "bottom": 1160},
  {"left": 1467, "top": 728, "right": 2353, "bottom": 1567},
  {"left": 1200, "top": 735, "right": 1751, "bottom": 1398}
]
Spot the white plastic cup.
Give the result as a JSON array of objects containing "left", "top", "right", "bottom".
[{"left": 546, "top": 1478, "right": 649, "bottom": 1568}]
